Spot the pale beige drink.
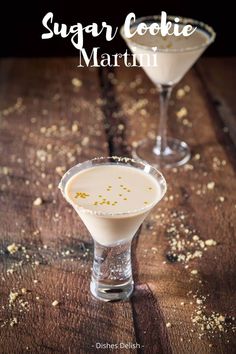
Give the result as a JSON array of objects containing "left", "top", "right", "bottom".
[
  {"left": 65, "top": 164, "right": 162, "bottom": 246},
  {"left": 128, "top": 28, "right": 209, "bottom": 85}
]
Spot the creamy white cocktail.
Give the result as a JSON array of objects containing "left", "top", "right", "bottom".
[
  {"left": 129, "top": 28, "right": 209, "bottom": 86},
  {"left": 65, "top": 164, "right": 162, "bottom": 246},
  {"left": 59, "top": 157, "right": 167, "bottom": 301},
  {"left": 121, "top": 16, "right": 215, "bottom": 168}
]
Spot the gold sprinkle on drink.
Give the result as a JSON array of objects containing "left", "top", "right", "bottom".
[{"left": 75, "top": 191, "right": 90, "bottom": 199}]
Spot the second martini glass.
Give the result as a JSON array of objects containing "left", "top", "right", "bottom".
[{"left": 121, "top": 16, "right": 215, "bottom": 167}]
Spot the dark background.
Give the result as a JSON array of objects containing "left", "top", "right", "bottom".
[{"left": 0, "top": 0, "right": 234, "bottom": 57}]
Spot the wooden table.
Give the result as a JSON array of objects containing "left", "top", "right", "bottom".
[{"left": 0, "top": 58, "right": 235, "bottom": 354}]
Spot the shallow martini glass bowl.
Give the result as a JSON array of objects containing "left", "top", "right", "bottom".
[
  {"left": 59, "top": 156, "right": 167, "bottom": 301},
  {"left": 121, "top": 16, "right": 215, "bottom": 168}
]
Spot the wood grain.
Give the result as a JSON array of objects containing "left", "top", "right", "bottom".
[
  {"left": 0, "top": 58, "right": 235, "bottom": 354},
  {"left": 197, "top": 57, "right": 236, "bottom": 147}
]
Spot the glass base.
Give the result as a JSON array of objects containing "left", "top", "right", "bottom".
[
  {"left": 90, "top": 277, "right": 134, "bottom": 302},
  {"left": 132, "top": 137, "right": 191, "bottom": 168},
  {"left": 91, "top": 240, "right": 134, "bottom": 302}
]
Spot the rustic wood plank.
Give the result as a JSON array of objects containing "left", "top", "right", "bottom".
[
  {"left": 108, "top": 63, "right": 236, "bottom": 354},
  {"left": 99, "top": 67, "right": 173, "bottom": 354},
  {"left": 197, "top": 57, "right": 236, "bottom": 147},
  {"left": 0, "top": 59, "right": 136, "bottom": 353}
]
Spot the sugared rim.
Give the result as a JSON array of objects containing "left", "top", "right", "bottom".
[
  {"left": 120, "top": 15, "right": 216, "bottom": 53},
  {"left": 58, "top": 156, "right": 167, "bottom": 217}
]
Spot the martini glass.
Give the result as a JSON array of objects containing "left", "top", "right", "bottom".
[
  {"left": 59, "top": 157, "right": 166, "bottom": 301},
  {"left": 121, "top": 16, "right": 215, "bottom": 167}
]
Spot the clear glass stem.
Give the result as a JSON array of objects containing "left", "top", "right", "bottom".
[
  {"left": 90, "top": 240, "right": 134, "bottom": 301},
  {"left": 154, "top": 84, "right": 173, "bottom": 156}
]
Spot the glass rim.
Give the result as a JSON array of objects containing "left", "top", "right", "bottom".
[
  {"left": 120, "top": 15, "right": 216, "bottom": 53},
  {"left": 58, "top": 156, "right": 167, "bottom": 217}
]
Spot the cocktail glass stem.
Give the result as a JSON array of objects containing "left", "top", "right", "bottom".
[
  {"left": 90, "top": 239, "right": 134, "bottom": 301},
  {"left": 153, "top": 84, "right": 173, "bottom": 156}
]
